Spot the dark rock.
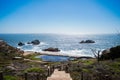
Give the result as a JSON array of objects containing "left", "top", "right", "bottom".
[
  {"left": 43, "top": 47, "right": 60, "bottom": 52},
  {"left": 101, "top": 46, "right": 120, "bottom": 60},
  {"left": 77, "top": 56, "right": 94, "bottom": 59},
  {"left": 80, "top": 40, "right": 84, "bottom": 43},
  {"left": 31, "top": 40, "right": 40, "bottom": 45},
  {"left": 27, "top": 42, "right": 31, "bottom": 44},
  {"left": 102, "top": 49, "right": 110, "bottom": 54},
  {"left": 80, "top": 40, "right": 95, "bottom": 43},
  {"left": 18, "top": 42, "right": 25, "bottom": 46}
]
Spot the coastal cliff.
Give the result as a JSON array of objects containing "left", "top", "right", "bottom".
[{"left": 0, "top": 40, "right": 24, "bottom": 60}]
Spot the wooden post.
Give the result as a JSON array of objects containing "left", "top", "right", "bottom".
[
  {"left": 0, "top": 72, "right": 3, "bottom": 80},
  {"left": 36, "top": 74, "right": 39, "bottom": 80},
  {"left": 47, "top": 66, "right": 50, "bottom": 76},
  {"left": 50, "top": 66, "right": 53, "bottom": 75},
  {"left": 81, "top": 72, "right": 84, "bottom": 80},
  {"left": 25, "top": 73, "right": 28, "bottom": 80},
  {"left": 41, "top": 74, "right": 43, "bottom": 80},
  {"left": 39, "top": 74, "right": 42, "bottom": 80},
  {"left": 47, "top": 68, "right": 50, "bottom": 76}
]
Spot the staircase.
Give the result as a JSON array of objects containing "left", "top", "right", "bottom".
[{"left": 47, "top": 69, "right": 72, "bottom": 80}]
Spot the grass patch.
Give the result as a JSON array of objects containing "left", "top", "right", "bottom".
[
  {"left": 108, "top": 61, "right": 120, "bottom": 72},
  {"left": 78, "top": 59, "right": 96, "bottom": 65},
  {"left": 24, "top": 54, "right": 42, "bottom": 60},
  {"left": 4, "top": 75, "right": 18, "bottom": 80},
  {"left": 24, "top": 67, "right": 45, "bottom": 73}
]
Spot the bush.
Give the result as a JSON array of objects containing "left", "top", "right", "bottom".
[
  {"left": 24, "top": 67, "right": 45, "bottom": 73},
  {"left": 4, "top": 75, "right": 18, "bottom": 80}
]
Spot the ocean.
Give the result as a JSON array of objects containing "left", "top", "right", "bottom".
[{"left": 0, "top": 34, "right": 120, "bottom": 61}]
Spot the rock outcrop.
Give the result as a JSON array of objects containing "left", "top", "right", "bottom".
[
  {"left": 18, "top": 42, "right": 25, "bottom": 46},
  {"left": 0, "top": 40, "right": 24, "bottom": 59},
  {"left": 31, "top": 40, "right": 40, "bottom": 45},
  {"left": 27, "top": 42, "right": 31, "bottom": 44},
  {"left": 100, "top": 46, "right": 120, "bottom": 60},
  {"left": 43, "top": 47, "right": 60, "bottom": 52},
  {"left": 102, "top": 49, "right": 110, "bottom": 54},
  {"left": 80, "top": 40, "right": 95, "bottom": 43}
]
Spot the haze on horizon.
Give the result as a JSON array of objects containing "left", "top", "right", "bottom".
[{"left": 0, "top": 0, "right": 120, "bottom": 34}]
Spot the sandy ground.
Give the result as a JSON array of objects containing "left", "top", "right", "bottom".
[
  {"left": 23, "top": 51, "right": 93, "bottom": 59},
  {"left": 23, "top": 51, "right": 81, "bottom": 58},
  {"left": 23, "top": 51, "right": 35, "bottom": 56}
]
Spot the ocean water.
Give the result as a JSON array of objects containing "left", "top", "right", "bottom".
[{"left": 0, "top": 34, "right": 120, "bottom": 61}]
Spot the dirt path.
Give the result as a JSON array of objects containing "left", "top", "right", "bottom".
[{"left": 47, "top": 69, "right": 72, "bottom": 80}]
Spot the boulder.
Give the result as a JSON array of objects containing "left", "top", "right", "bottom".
[
  {"left": 27, "top": 42, "right": 31, "bottom": 44},
  {"left": 18, "top": 42, "right": 25, "bottom": 46},
  {"left": 80, "top": 40, "right": 84, "bottom": 43},
  {"left": 31, "top": 40, "right": 40, "bottom": 45},
  {"left": 80, "top": 40, "right": 95, "bottom": 43},
  {"left": 102, "top": 49, "right": 110, "bottom": 54},
  {"left": 43, "top": 47, "right": 60, "bottom": 52}
]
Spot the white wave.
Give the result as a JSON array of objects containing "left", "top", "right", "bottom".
[
  {"left": 24, "top": 42, "right": 48, "bottom": 46},
  {"left": 23, "top": 47, "right": 94, "bottom": 57},
  {"left": 20, "top": 41, "right": 48, "bottom": 52},
  {"left": 23, "top": 46, "right": 42, "bottom": 52},
  {"left": 17, "top": 46, "right": 22, "bottom": 49},
  {"left": 60, "top": 49, "right": 94, "bottom": 57},
  {"left": 40, "top": 42, "right": 48, "bottom": 45},
  {"left": 24, "top": 43, "right": 32, "bottom": 46},
  {"left": 22, "top": 46, "right": 103, "bottom": 57}
]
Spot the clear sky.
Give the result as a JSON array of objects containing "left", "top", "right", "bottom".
[{"left": 0, "top": 0, "right": 120, "bottom": 34}]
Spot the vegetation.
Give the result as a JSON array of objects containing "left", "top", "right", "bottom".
[
  {"left": 67, "top": 59, "right": 120, "bottom": 80},
  {"left": 24, "top": 67, "right": 45, "bottom": 73},
  {"left": 1, "top": 40, "right": 120, "bottom": 80},
  {"left": 24, "top": 54, "right": 42, "bottom": 60},
  {"left": 4, "top": 75, "right": 18, "bottom": 80}
]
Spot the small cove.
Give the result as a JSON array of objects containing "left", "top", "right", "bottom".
[{"left": 35, "top": 55, "right": 74, "bottom": 62}]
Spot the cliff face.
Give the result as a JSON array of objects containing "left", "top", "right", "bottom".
[{"left": 0, "top": 40, "right": 24, "bottom": 60}]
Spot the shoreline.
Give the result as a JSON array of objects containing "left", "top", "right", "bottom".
[{"left": 23, "top": 51, "right": 93, "bottom": 58}]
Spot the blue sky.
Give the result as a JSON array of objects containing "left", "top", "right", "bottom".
[{"left": 0, "top": 0, "right": 120, "bottom": 34}]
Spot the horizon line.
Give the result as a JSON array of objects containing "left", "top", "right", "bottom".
[{"left": 0, "top": 32, "right": 117, "bottom": 35}]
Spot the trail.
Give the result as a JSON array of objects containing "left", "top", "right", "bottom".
[{"left": 47, "top": 69, "right": 72, "bottom": 80}]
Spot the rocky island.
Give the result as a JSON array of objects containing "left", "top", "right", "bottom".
[
  {"left": 43, "top": 47, "right": 60, "bottom": 52},
  {"left": 79, "top": 40, "right": 95, "bottom": 43},
  {"left": 31, "top": 39, "right": 40, "bottom": 45}
]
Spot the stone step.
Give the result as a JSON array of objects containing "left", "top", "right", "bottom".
[
  {"left": 47, "top": 77, "right": 72, "bottom": 80},
  {"left": 47, "top": 69, "right": 72, "bottom": 80},
  {"left": 51, "top": 73, "right": 70, "bottom": 77}
]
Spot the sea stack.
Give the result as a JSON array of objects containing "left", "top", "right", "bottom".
[
  {"left": 79, "top": 40, "right": 95, "bottom": 43},
  {"left": 31, "top": 39, "right": 40, "bottom": 45},
  {"left": 18, "top": 42, "right": 25, "bottom": 46},
  {"left": 43, "top": 47, "right": 60, "bottom": 52}
]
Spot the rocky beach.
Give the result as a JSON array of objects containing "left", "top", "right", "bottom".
[{"left": 1, "top": 36, "right": 120, "bottom": 80}]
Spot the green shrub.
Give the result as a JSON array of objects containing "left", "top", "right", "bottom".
[
  {"left": 4, "top": 75, "right": 17, "bottom": 80},
  {"left": 24, "top": 54, "right": 42, "bottom": 60},
  {"left": 108, "top": 62, "right": 120, "bottom": 72},
  {"left": 24, "top": 67, "right": 45, "bottom": 73}
]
